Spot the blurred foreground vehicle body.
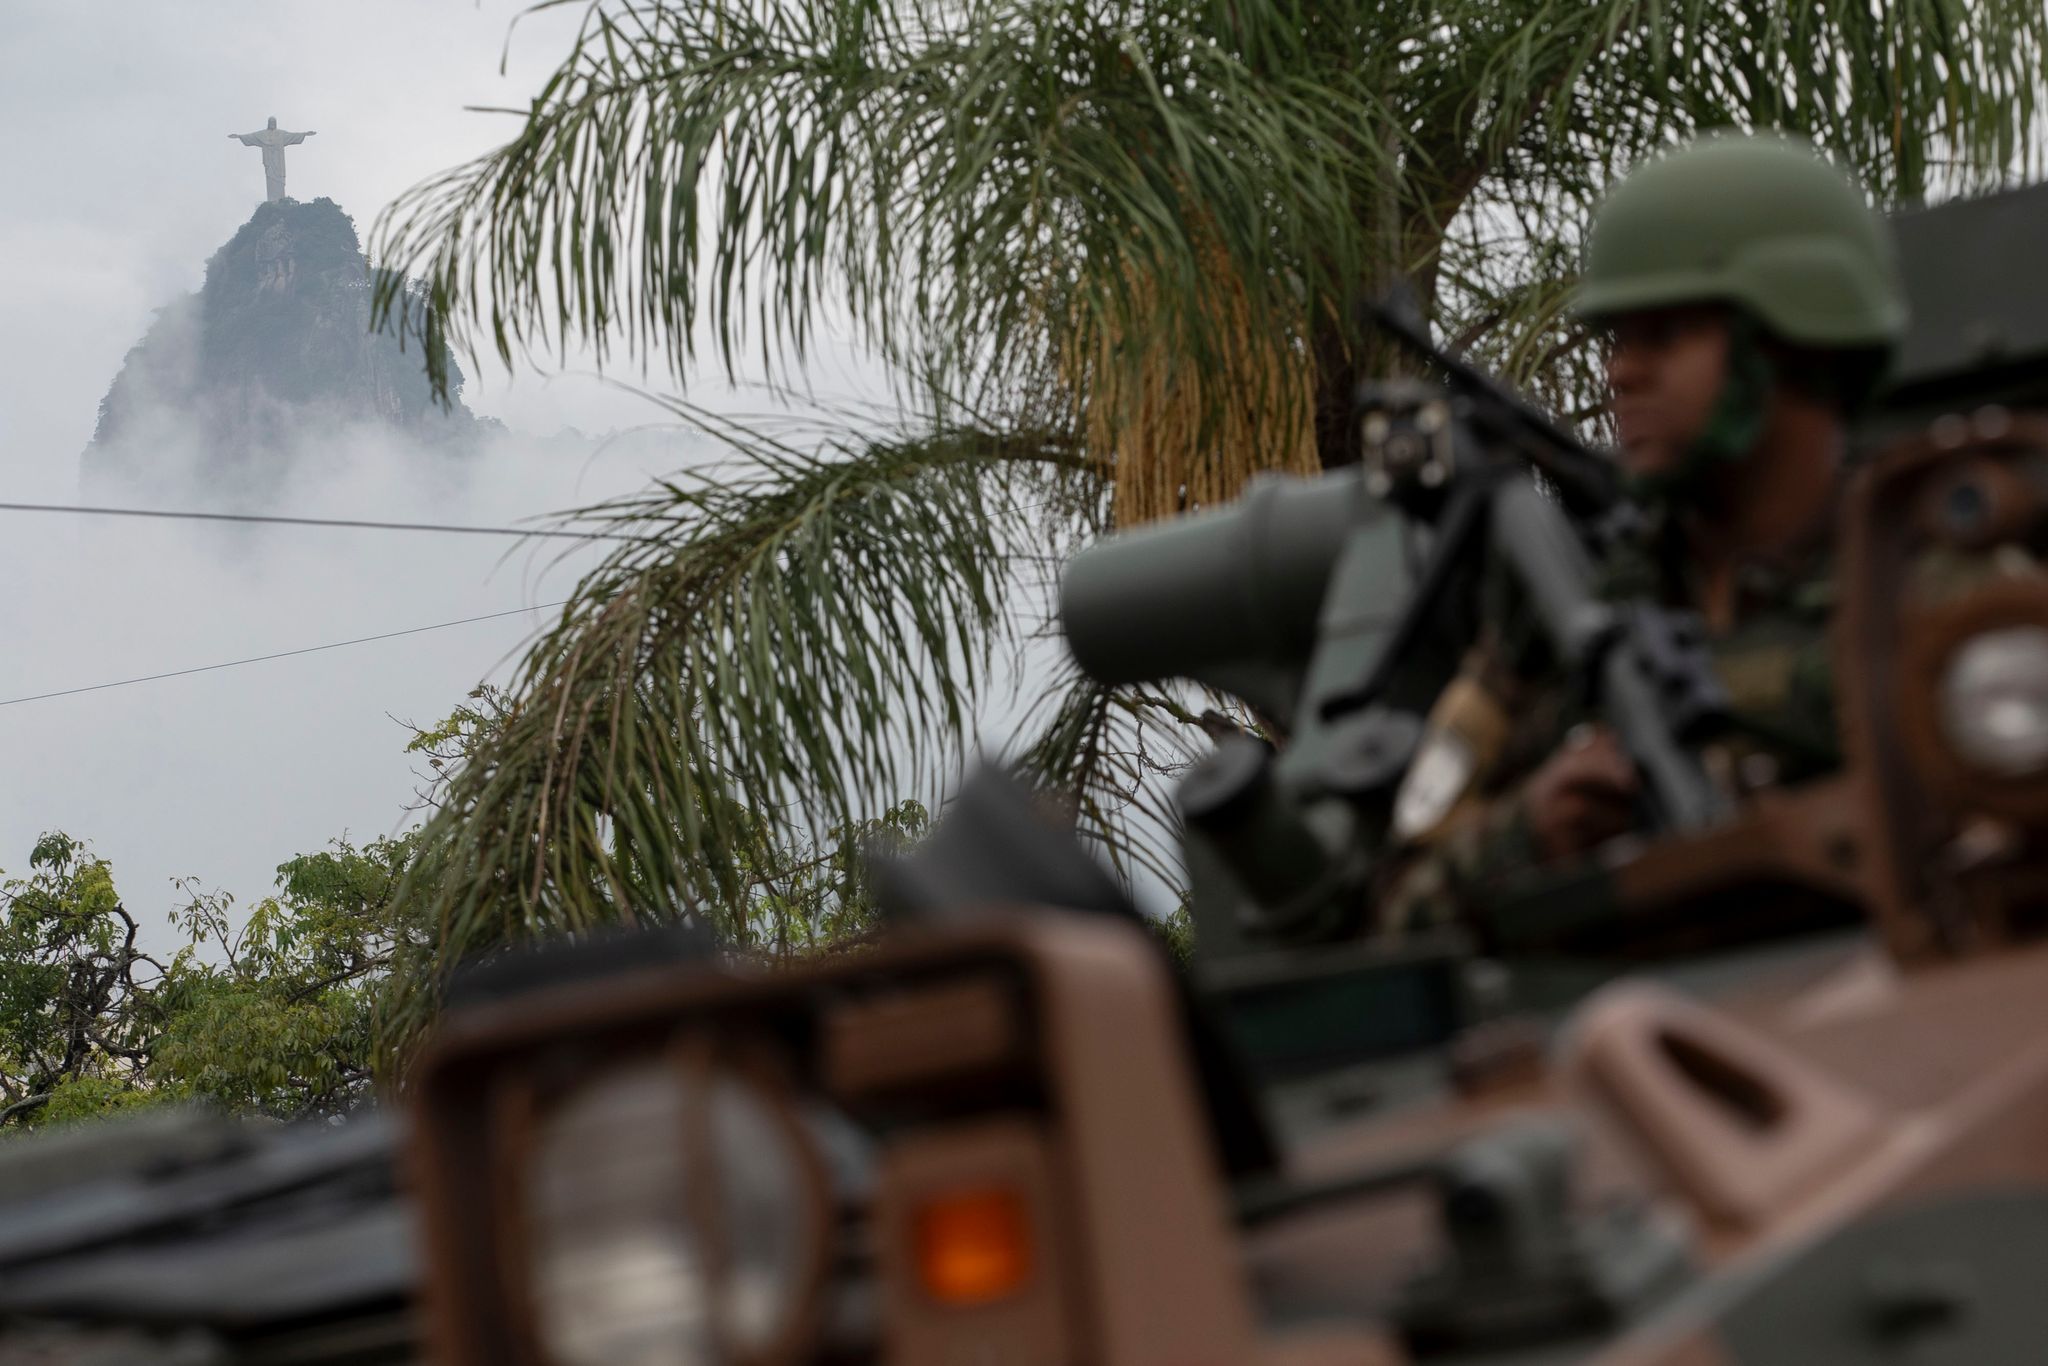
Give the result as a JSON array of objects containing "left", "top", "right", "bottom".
[{"left": 0, "top": 1108, "right": 411, "bottom": 1365}]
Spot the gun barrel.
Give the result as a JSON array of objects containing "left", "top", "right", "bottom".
[{"left": 1488, "top": 478, "right": 1729, "bottom": 832}]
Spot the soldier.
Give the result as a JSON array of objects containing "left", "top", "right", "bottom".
[{"left": 1376, "top": 131, "right": 1907, "bottom": 932}]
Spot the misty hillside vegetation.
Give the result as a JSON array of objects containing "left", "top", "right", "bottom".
[
  {"left": 86, "top": 198, "right": 494, "bottom": 490},
  {"left": 0, "top": 693, "right": 931, "bottom": 1133}
]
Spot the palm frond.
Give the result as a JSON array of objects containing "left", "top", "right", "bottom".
[
  {"left": 373, "top": 0, "right": 1387, "bottom": 404},
  {"left": 1010, "top": 662, "right": 1222, "bottom": 895},
  {"left": 378, "top": 405, "right": 1095, "bottom": 1057},
  {"left": 374, "top": 0, "right": 2048, "bottom": 522}
]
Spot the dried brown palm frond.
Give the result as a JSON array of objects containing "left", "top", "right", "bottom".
[{"left": 1069, "top": 237, "right": 1322, "bottom": 526}]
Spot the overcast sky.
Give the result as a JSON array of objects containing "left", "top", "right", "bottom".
[{"left": 0, "top": 3, "right": 904, "bottom": 936}]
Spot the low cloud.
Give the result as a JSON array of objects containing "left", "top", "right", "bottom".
[{"left": 1, "top": 379, "right": 706, "bottom": 952}]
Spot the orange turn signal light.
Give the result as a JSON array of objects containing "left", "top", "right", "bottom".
[{"left": 912, "top": 1187, "right": 1033, "bottom": 1305}]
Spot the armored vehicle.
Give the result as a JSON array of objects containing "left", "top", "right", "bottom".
[{"left": 12, "top": 184, "right": 2048, "bottom": 1366}]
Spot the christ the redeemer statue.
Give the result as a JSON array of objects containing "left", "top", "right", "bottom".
[{"left": 229, "top": 117, "right": 316, "bottom": 203}]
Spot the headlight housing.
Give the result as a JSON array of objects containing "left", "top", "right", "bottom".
[
  {"left": 1939, "top": 625, "right": 2048, "bottom": 777},
  {"left": 410, "top": 919, "right": 1247, "bottom": 1366},
  {"left": 525, "top": 1056, "right": 826, "bottom": 1366}
]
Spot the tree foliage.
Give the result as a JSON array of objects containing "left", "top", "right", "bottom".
[
  {"left": 367, "top": 0, "right": 2048, "bottom": 1045},
  {"left": 149, "top": 835, "right": 424, "bottom": 1119},
  {"left": 379, "top": 650, "right": 954, "bottom": 1059},
  {"left": 380, "top": 0, "right": 2047, "bottom": 510},
  {"left": 0, "top": 833, "right": 408, "bottom": 1130},
  {"left": 737, "top": 799, "right": 930, "bottom": 958},
  {"left": 0, "top": 835, "right": 165, "bottom": 1129},
  {"left": 0, "top": 686, "right": 925, "bottom": 1125}
]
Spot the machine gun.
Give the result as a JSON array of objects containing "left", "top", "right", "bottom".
[
  {"left": 1342, "top": 292, "right": 1732, "bottom": 828},
  {"left": 1060, "top": 294, "right": 1731, "bottom": 950}
]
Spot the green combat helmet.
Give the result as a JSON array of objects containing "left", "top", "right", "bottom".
[
  {"left": 1575, "top": 131, "right": 1906, "bottom": 352},
  {"left": 1573, "top": 131, "right": 1909, "bottom": 483}
]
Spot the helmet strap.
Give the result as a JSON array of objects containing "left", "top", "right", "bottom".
[{"left": 1629, "top": 313, "right": 1775, "bottom": 504}]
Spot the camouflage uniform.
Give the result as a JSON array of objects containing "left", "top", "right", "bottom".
[
  {"left": 1374, "top": 537, "right": 1838, "bottom": 933},
  {"left": 1372, "top": 132, "right": 1905, "bottom": 935}
]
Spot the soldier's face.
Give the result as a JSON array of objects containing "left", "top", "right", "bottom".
[{"left": 1601, "top": 306, "right": 1731, "bottom": 479}]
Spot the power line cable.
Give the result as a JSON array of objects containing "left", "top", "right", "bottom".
[
  {"left": 0, "top": 602, "right": 568, "bottom": 709},
  {"left": 0, "top": 494, "right": 1080, "bottom": 541},
  {"left": 0, "top": 484, "right": 1097, "bottom": 711},
  {"left": 0, "top": 500, "right": 651, "bottom": 543}
]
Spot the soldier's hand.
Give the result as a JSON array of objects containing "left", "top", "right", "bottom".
[{"left": 1522, "top": 726, "right": 1640, "bottom": 862}]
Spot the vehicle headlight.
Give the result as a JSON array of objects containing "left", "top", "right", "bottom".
[
  {"left": 526, "top": 1059, "right": 821, "bottom": 1366},
  {"left": 1940, "top": 625, "right": 2048, "bottom": 777}
]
